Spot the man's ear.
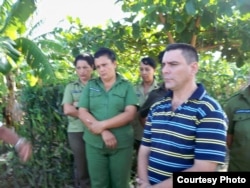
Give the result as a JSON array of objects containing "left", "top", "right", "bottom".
[
  {"left": 113, "top": 61, "right": 117, "bottom": 68},
  {"left": 190, "top": 62, "right": 198, "bottom": 75}
]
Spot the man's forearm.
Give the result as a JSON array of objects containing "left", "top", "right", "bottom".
[{"left": 137, "top": 145, "right": 151, "bottom": 184}]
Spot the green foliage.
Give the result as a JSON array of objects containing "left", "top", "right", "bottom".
[
  {"left": 120, "top": 0, "right": 250, "bottom": 67},
  {"left": 15, "top": 37, "right": 56, "bottom": 83},
  {"left": 0, "top": 0, "right": 60, "bottom": 89},
  {"left": 55, "top": 17, "right": 164, "bottom": 83},
  {"left": 0, "top": 36, "right": 20, "bottom": 74},
  {"left": 0, "top": 84, "right": 75, "bottom": 187},
  {"left": 0, "top": 0, "right": 36, "bottom": 36},
  {"left": 197, "top": 52, "right": 250, "bottom": 106}
]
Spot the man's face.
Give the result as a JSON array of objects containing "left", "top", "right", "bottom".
[{"left": 161, "top": 49, "right": 197, "bottom": 91}]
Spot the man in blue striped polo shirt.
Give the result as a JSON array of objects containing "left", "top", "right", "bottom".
[{"left": 137, "top": 43, "right": 227, "bottom": 188}]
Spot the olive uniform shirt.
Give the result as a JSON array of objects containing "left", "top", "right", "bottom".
[
  {"left": 78, "top": 74, "right": 139, "bottom": 149},
  {"left": 61, "top": 80, "right": 85, "bottom": 132},
  {"left": 224, "top": 85, "right": 250, "bottom": 171}
]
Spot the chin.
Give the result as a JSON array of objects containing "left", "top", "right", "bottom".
[{"left": 165, "top": 84, "right": 173, "bottom": 90}]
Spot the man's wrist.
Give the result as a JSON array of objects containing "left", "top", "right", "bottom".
[
  {"left": 15, "top": 138, "right": 26, "bottom": 151},
  {"left": 136, "top": 177, "right": 152, "bottom": 187}
]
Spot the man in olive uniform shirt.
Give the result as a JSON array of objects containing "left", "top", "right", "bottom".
[{"left": 224, "top": 85, "right": 250, "bottom": 171}]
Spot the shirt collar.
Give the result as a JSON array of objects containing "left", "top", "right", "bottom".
[
  {"left": 166, "top": 83, "right": 207, "bottom": 100},
  {"left": 73, "top": 79, "right": 85, "bottom": 87},
  {"left": 240, "top": 85, "right": 250, "bottom": 102},
  {"left": 96, "top": 73, "right": 125, "bottom": 87}
]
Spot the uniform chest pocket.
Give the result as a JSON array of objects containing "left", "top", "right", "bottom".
[
  {"left": 232, "top": 113, "right": 250, "bottom": 138},
  {"left": 72, "top": 91, "right": 82, "bottom": 102},
  {"left": 89, "top": 90, "right": 102, "bottom": 98},
  {"left": 111, "top": 91, "right": 126, "bottom": 111},
  {"left": 233, "top": 113, "right": 250, "bottom": 122},
  {"left": 89, "top": 90, "right": 104, "bottom": 107}
]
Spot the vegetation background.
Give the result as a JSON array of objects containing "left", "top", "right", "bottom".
[{"left": 0, "top": 0, "right": 249, "bottom": 187}]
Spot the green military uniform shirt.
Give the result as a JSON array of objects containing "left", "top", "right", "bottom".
[
  {"left": 224, "top": 85, "right": 250, "bottom": 171},
  {"left": 61, "top": 80, "right": 85, "bottom": 132},
  {"left": 78, "top": 74, "right": 139, "bottom": 149}
]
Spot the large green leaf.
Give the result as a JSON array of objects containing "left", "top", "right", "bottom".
[
  {"left": 132, "top": 22, "right": 141, "bottom": 38},
  {"left": 185, "top": 0, "right": 196, "bottom": 16},
  {"left": 0, "top": 36, "right": 20, "bottom": 74},
  {"left": 0, "top": 36, "right": 20, "bottom": 60},
  {"left": 15, "top": 37, "right": 56, "bottom": 82},
  {"left": 0, "top": 0, "right": 36, "bottom": 37},
  {"left": 0, "top": 55, "right": 12, "bottom": 74}
]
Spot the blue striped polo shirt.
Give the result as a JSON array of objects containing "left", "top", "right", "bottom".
[{"left": 141, "top": 83, "right": 227, "bottom": 185}]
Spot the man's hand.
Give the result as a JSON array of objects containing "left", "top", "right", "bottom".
[{"left": 15, "top": 138, "right": 32, "bottom": 162}]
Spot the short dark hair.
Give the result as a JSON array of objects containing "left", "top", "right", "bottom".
[
  {"left": 157, "top": 51, "right": 165, "bottom": 64},
  {"left": 94, "top": 47, "right": 116, "bottom": 62},
  {"left": 140, "top": 57, "right": 157, "bottom": 69},
  {"left": 73, "top": 53, "right": 95, "bottom": 69},
  {"left": 165, "top": 43, "right": 199, "bottom": 63}
]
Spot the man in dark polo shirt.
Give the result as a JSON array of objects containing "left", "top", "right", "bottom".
[{"left": 137, "top": 43, "right": 227, "bottom": 188}]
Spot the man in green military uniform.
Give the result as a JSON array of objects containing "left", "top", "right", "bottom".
[{"left": 224, "top": 85, "right": 250, "bottom": 171}]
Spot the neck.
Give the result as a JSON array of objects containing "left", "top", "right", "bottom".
[
  {"left": 171, "top": 82, "right": 197, "bottom": 110},
  {"left": 80, "top": 79, "right": 88, "bottom": 85},
  {"left": 143, "top": 79, "right": 154, "bottom": 86},
  {"left": 143, "top": 80, "right": 154, "bottom": 94},
  {"left": 102, "top": 76, "right": 116, "bottom": 91}
]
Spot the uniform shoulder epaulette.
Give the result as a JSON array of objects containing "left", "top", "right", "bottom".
[
  {"left": 232, "top": 91, "right": 240, "bottom": 97},
  {"left": 69, "top": 80, "right": 77, "bottom": 85},
  {"left": 87, "top": 78, "right": 98, "bottom": 85},
  {"left": 226, "top": 91, "right": 240, "bottom": 101}
]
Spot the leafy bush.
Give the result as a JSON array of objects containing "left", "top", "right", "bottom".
[
  {"left": 0, "top": 84, "right": 75, "bottom": 187},
  {"left": 197, "top": 54, "right": 249, "bottom": 107}
]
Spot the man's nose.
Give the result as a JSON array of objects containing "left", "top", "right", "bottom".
[{"left": 162, "top": 65, "right": 169, "bottom": 73}]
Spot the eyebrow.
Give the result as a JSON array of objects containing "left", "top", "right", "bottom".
[{"left": 163, "top": 60, "right": 180, "bottom": 64}]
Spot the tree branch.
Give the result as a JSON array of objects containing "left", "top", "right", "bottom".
[
  {"left": 159, "top": 13, "right": 175, "bottom": 44},
  {"left": 159, "top": 13, "right": 166, "bottom": 24},
  {"left": 191, "top": 17, "right": 201, "bottom": 47},
  {"left": 167, "top": 32, "right": 175, "bottom": 44}
]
